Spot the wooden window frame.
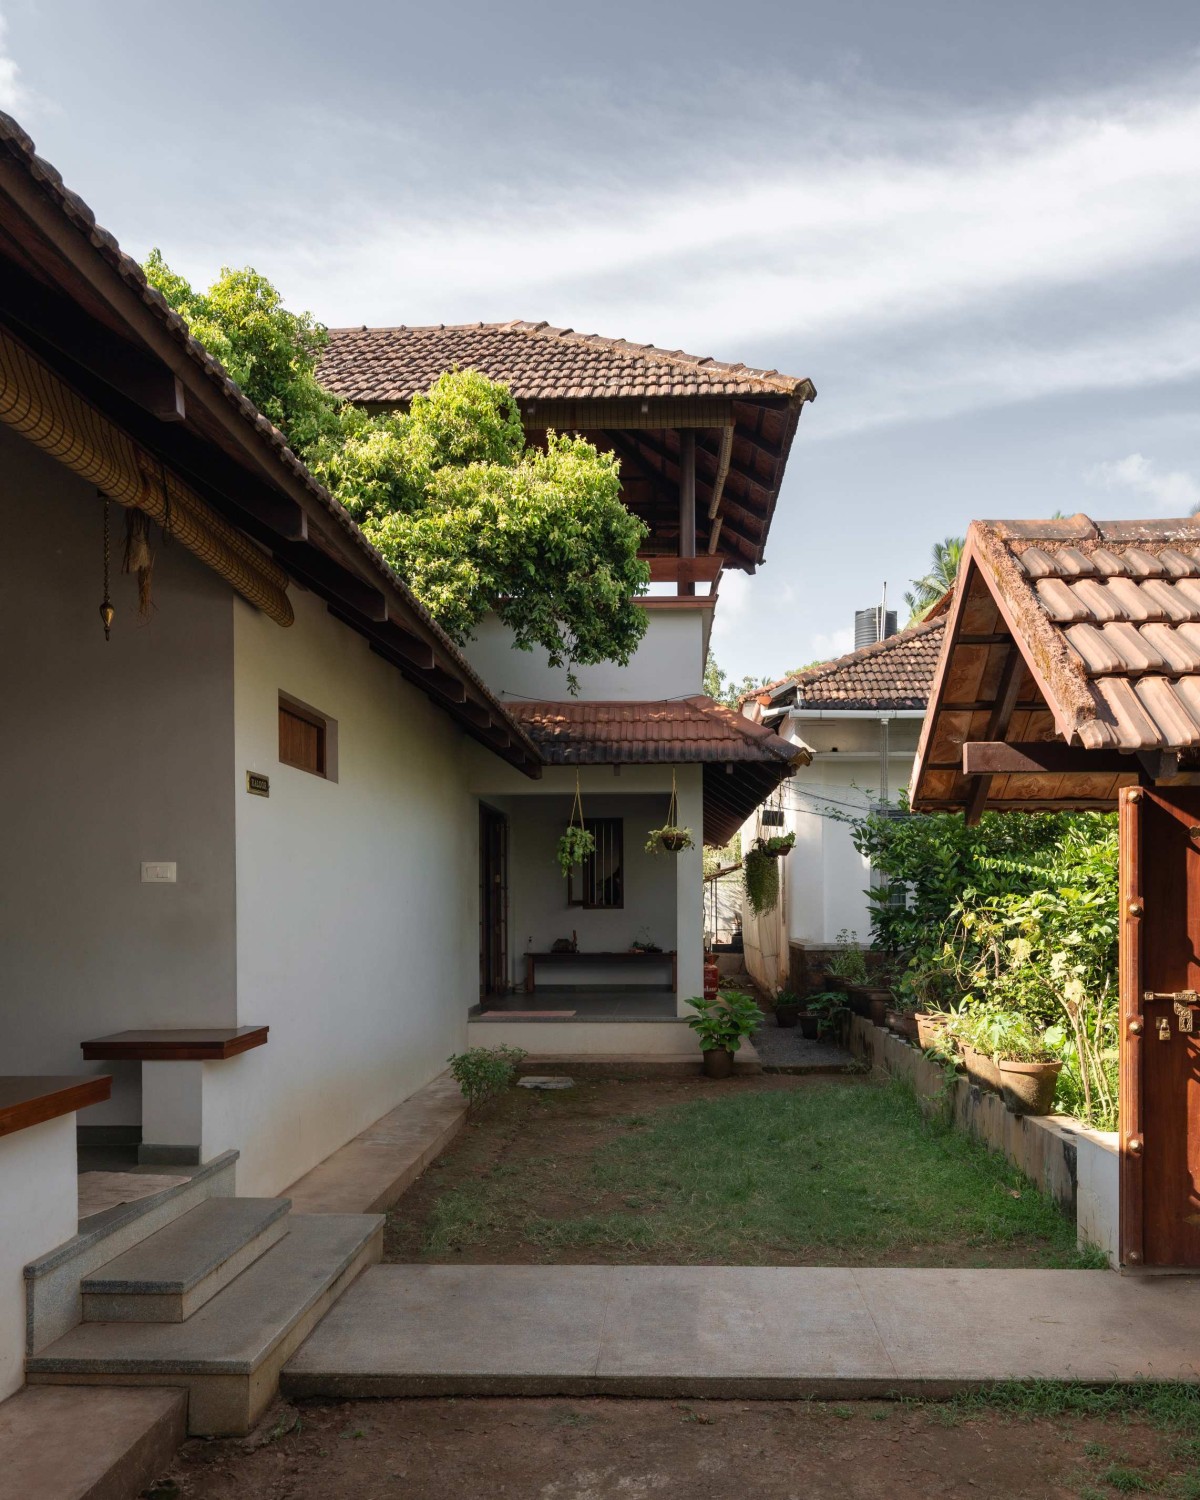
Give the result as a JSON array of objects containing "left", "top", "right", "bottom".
[
  {"left": 278, "top": 693, "right": 335, "bottom": 780},
  {"left": 568, "top": 817, "right": 625, "bottom": 910}
]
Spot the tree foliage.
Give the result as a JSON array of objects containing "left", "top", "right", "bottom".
[
  {"left": 904, "top": 535, "right": 964, "bottom": 624},
  {"left": 143, "top": 253, "right": 649, "bottom": 682}
]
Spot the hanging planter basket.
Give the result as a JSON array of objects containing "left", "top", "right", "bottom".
[
  {"left": 758, "top": 832, "right": 796, "bottom": 860},
  {"left": 645, "top": 770, "right": 695, "bottom": 855},
  {"left": 555, "top": 773, "right": 595, "bottom": 877}
]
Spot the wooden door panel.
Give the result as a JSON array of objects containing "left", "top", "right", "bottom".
[{"left": 1121, "top": 785, "right": 1200, "bottom": 1268}]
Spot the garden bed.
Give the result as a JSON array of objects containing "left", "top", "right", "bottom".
[{"left": 383, "top": 1074, "right": 1100, "bottom": 1269}]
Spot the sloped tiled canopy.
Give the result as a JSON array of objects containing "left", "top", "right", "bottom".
[{"left": 912, "top": 516, "right": 1200, "bottom": 820}]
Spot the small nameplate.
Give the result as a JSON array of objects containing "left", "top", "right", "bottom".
[{"left": 246, "top": 771, "right": 270, "bottom": 797}]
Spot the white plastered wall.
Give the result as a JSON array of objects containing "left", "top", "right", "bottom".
[
  {"left": 0, "top": 1116, "right": 77, "bottom": 1399},
  {"left": 741, "top": 713, "right": 923, "bottom": 966},
  {"left": 230, "top": 586, "right": 480, "bottom": 1197},
  {"left": 462, "top": 608, "right": 708, "bottom": 701},
  {"left": 0, "top": 427, "right": 237, "bottom": 1125}
]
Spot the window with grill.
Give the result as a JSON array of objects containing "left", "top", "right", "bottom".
[
  {"left": 568, "top": 818, "right": 624, "bottom": 909},
  {"left": 279, "top": 698, "right": 328, "bottom": 778}
]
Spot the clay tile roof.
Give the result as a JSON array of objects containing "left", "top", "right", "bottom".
[
  {"left": 756, "top": 618, "right": 946, "bottom": 712},
  {"left": 973, "top": 515, "right": 1200, "bottom": 752},
  {"left": 912, "top": 514, "right": 1200, "bottom": 815},
  {"left": 507, "top": 696, "right": 811, "bottom": 846},
  {"left": 318, "top": 322, "right": 814, "bottom": 405},
  {"left": 508, "top": 696, "right": 807, "bottom": 766}
]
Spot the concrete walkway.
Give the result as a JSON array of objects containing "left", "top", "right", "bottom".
[{"left": 284, "top": 1265, "right": 1200, "bottom": 1399}]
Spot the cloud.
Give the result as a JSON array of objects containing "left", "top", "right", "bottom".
[
  {"left": 809, "top": 628, "right": 856, "bottom": 663},
  {"left": 0, "top": 14, "right": 31, "bottom": 116},
  {"left": 1086, "top": 453, "right": 1200, "bottom": 515}
]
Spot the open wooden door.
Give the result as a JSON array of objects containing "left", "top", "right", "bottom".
[
  {"left": 1119, "top": 784, "right": 1200, "bottom": 1269},
  {"left": 479, "top": 804, "right": 508, "bottom": 1000}
]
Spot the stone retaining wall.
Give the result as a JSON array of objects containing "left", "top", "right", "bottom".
[{"left": 847, "top": 1015, "right": 1120, "bottom": 1267}]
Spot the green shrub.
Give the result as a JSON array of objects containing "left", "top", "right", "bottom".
[
  {"left": 686, "top": 991, "right": 762, "bottom": 1053},
  {"left": 448, "top": 1044, "right": 528, "bottom": 1107}
]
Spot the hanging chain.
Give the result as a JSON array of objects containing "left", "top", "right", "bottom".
[{"left": 99, "top": 496, "right": 114, "bottom": 641}]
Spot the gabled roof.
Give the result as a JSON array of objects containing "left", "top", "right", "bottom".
[
  {"left": 0, "top": 112, "right": 539, "bottom": 774},
  {"left": 507, "top": 696, "right": 810, "bottom": 845},
  {"left": 319, "top": 322, "right": 814, "bottom": 404},
  {"left": 911, "top": 515, "right": 1200, "bottom": 816},
  {"left": 318, "top": 322, "right": 816, "bottom": 575},
  {"left": 755, "top": 618, "right": 945, "bottom": 713}
]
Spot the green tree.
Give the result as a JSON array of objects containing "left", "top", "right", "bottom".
[
  {"left": 904, "top": 535, "right": 964, "bottom": 624},
  {"left": 704, "top": 652, "right": 773, "bottom": 708},
  {"left": 143, "top": 253, "right": 649, "bottom": 683}
]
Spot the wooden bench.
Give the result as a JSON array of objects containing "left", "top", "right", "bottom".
[{"left": 524, "top": 950, "right": 677, "bottom": 994}]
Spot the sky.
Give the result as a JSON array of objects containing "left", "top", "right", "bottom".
[{"left": 3, "top": 0, "right": 1198, "bottom": 681}]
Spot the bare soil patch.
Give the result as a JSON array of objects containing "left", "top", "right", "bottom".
[{"left": 148, "top": 1394, "right": 1200, "bottom": 1499}]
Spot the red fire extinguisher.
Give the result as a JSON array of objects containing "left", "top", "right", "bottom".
[{"left": 703, "top": 956, "right": 720, "bottom": 1000}]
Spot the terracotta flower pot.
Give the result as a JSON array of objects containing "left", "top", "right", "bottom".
[
  {"left": 702, "top": 1046, "right": 735, "bottom": 1079},
  {"left": 868, "top": 996, "right": 888, "bottom": 1027},
  {"left": 775, "top": 1004, "right": 800, "bottom": 1030},
  {"left": 915, "top": 1012, "right": 948, "bottom": 1050},
  {"left": 886, "top": 1010, "right": 920, "bottom": 1043},
  {"left": 998, "top": 1059, "right": 1062, "bottom": 1117},
  {"left": 798, "top": 1014, "right": 820, "bottom": 1040},
  {"left": 962, "top": 1045, "right": 1002, "bottom": 1092}
]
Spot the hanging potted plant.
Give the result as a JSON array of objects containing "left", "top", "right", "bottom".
[
  {"left": 555, "top": 773, "right": 595, "bottom": 877},
  {"left": 646, "top": 770, "right": 695, "bottom": 855},
  {"left": 744, "top": 841, "right": 779, "bottom": 918},
  {"left": 760, "top": 832, "right": 796, "bottom": 859}
]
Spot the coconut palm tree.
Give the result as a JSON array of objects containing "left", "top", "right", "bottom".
[{"left": 904, "top": 536, "right": 964, "bottom": 624}]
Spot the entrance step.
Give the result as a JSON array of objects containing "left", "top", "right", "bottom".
[
  {"left": 0, "top": 1385, "right": 185, "bottom": 1500},
  {"left": 27, "top": 1213, "right": 383, "bottom": 1437},
  {"left": 25, "top": 1149, "right": 239, "bottom": 1355},
  {"left": 82, "top": 1197, "right": 290, "bottom": 1323}
]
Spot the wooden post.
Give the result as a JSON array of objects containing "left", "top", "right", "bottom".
[{"left": 679, "top": 430, "right": 696, "bottom": 597}]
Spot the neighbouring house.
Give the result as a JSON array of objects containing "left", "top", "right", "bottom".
[
  {"left": 0, "top": 113, "right": 813, "bottom": 1418},
  {"left": 736, "top": 615, "right": 945, "bottom": 992}
]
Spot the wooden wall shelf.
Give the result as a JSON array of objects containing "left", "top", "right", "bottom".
[{"left": 80, "top": 1026, "right": 269, "bottom": 1062}]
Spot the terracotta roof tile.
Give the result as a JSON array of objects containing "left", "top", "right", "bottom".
[
  {"left": 758, "top": 618, "right": 945, "bottom": 712},
  {"left": 508, "top": 696, "right": 806, "bottom": 767},
  {"left": 318, "top": 322, "right": 814, "bottom": 405}
]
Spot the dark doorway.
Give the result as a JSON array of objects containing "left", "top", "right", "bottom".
[
  {"left": 480, "top": 804, "right": 509, "bottom": 1000},
  {"left": 1120, "top": 784, "right": 1200, "bottom": 1269}
]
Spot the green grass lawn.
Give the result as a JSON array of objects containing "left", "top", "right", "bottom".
[{"left": 406, "top": 1078, "right": 1104, "bottom": 1267}]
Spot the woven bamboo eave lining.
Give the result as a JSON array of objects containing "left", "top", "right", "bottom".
[{"left": 0, "top": 325, "right": 293, "bottom": 626}]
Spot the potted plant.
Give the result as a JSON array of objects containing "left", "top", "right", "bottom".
[
  {"left": 557, "top": 774, "right": 595, "bottom": 877},
  {"left": 686, "top": 990, "right": 762, "bottom": 1078},
  {"left": 759, "top": 832, "right": 796, "bottom": 859},
  {"left": 885, "top": 998, "right": 920, "bottom": 1044},
  {"left": 827, "top": 934, "right": 869, "bottom": 1012},
  {"left": 646, "top": 769, "right": 694, "bottom": 855},
  {"left": 646, "top": 824, "right": 695, "bottom": 854},
  {"left": 773, "top": 988, "right": 802, "bottom": 1029},
  {"left": 995, "top": 1020, "right": 1064, "bottom": 1116},
  {"left": 805, "top": 991, "right": 850, "bottom": 1044},
  {"left": 556, "top": 823, "right": 595, "bottom": 877},
  {"left": 744, "top": 842, "right": 780, "bottom": 917}
]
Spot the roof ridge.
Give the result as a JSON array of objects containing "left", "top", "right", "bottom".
[{"left": 744, "top": 617, "right": 946, "bottom": 706}]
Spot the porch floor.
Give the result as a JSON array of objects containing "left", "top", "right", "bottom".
[{"left": 478, "top": 989, "right": 677, "bottom": 1020}]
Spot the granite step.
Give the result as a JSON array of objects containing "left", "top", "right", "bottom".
[
  {"left": 25, "top": 1149, "right": 239, "bottom": 1355},
  {"left": 27, "top": 1213, "right": 383, "bottom": 1436},
  {"left": 82, "top": 1197, "right": 291, "bottom": 1323},
  {"left": 0, "top": 1385, "right": 185, "bottom": 1500}
]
